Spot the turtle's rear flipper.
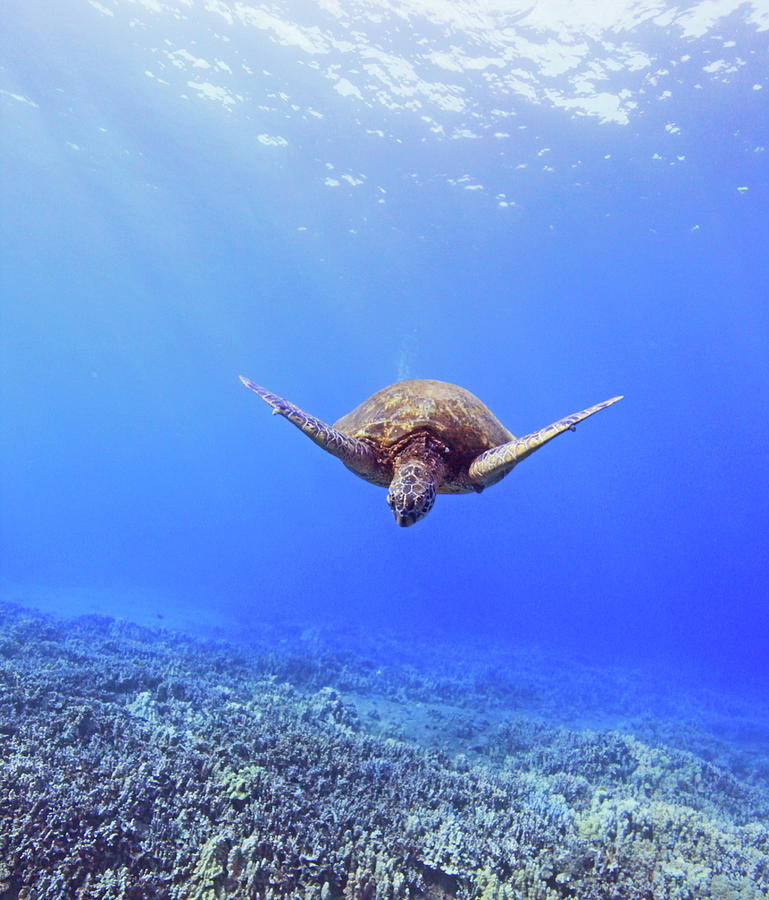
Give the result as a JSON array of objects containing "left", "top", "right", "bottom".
[
  {"left": 240, "top": 376, "right": 379, "bottom": 474},
  {"left": 468, "top": 395, "right": 622, "bottom": 488}
]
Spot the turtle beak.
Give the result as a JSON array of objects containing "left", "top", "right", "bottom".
[
  {"left": 387, "top": 493, "right": 420, "bottom": 527},
  {"left": 393, "top": 509, "right": 418, "bottom": 527}
]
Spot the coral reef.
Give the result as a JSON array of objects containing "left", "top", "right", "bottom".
[{"left": 0, "top": 602, "right": 767, "bottom": 899}]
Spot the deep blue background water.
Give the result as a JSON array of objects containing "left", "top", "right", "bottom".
[{"left": 2, "top": 1, "right": 768, "bottom": 694}]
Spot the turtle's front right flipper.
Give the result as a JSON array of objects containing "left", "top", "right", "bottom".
[
  {"left": 239, "top": 376, "right": 379, "bottom": 475},
  {"left": 468, "top": 395, "right": 622, "bottom": 488}
]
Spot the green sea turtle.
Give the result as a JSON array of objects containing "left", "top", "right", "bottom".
[{"left": 240, "top": 377, "right": 621, "bottom": 527}]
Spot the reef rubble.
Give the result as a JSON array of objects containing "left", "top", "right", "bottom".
[{"left": 0, "top": 602, "right": 767, "bottom": 899}]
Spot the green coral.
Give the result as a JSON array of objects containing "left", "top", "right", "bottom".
[
  {"left": 218, "top": 764, "right": 270, "bottom": 805},
  {"left": 184, "top": 836, "right": 230, "bottom": 900}
]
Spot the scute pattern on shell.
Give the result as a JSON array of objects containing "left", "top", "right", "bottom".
[
  {"left": 335, "top": 380, "right": 513, "bottom": 454},
  {"left": 334, "top": 379, "right": 513, "bottom": 491}
]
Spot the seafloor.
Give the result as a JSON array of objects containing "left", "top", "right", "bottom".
[{"left": 1, "top": 601, "right": 768, "bottom": 900}]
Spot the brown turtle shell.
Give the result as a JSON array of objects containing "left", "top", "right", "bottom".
[{"left": 333, "top": 379, "right": 513, "bottom": 493}]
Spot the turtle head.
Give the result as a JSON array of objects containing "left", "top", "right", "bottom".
[{"left": 387, "top": 458, "right": 439, "bottom": 527}]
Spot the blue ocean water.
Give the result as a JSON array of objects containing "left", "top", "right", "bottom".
[{"left": 2, "top": 0, "right": 768, "bottom": 704}]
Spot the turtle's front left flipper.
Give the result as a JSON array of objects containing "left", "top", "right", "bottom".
[
  {"left": 468, "top": 395, "right": 622, "bottom": 488},
  {"left": 240, "top": 376, "right": 379, "bottom": 474}
]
